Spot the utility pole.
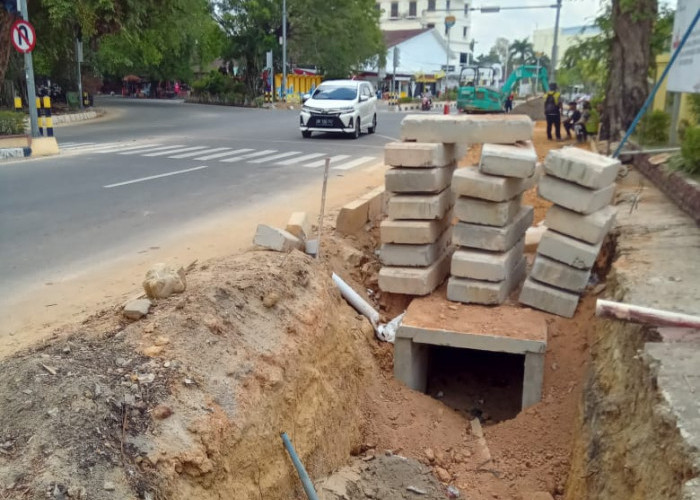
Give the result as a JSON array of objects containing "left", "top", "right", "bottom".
[
  {"left": 282, "top": 0, "right": 287, "bottom": 101},
  {"left": 18, "top": 0, "right": 39, "bottom": 137},
  {"left": 76, "top": 31, "right": 84, "bottom": 110},
  {"left": 551, "top": 0, "right": 562, "bottom": 79}
]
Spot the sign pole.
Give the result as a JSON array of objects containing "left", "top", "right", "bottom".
[
  {"left": 76, "top": 37, "right": 84, "bottom": 110},
  {"left": 18, "top": 0, "right": 39, "bottom": 137}
]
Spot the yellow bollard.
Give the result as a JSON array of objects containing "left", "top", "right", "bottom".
[{"left": 42, "top": 96, "right": 54, "bottom": 137}]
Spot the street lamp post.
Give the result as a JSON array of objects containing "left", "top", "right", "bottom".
[
  {"left": 551, "top": 0, "right": 563, "bottom": 78},
  {"left": 18, "top": 0, "right": 39, "bottom": 137},
  {"left": 282, "top": 0, "right": 287, "bottom": 101}
]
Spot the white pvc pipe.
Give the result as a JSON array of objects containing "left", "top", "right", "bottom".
[{"left": 332, "top": 273, "right": 380, "bottom": 327}]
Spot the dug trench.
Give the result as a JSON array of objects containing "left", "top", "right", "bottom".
[{"left": 1, "top": 165, "right": 697, "bottom": 499}]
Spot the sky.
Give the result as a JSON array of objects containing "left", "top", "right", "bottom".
[{"left": 471, "top": 0, "right": 606, "bottom": 56}]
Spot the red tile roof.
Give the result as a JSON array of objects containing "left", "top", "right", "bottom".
[{"left": 383, "top": 29, "right": 430, "bottom": 48}]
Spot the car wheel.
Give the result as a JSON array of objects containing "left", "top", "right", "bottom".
[
  {"left": 352, "top": 118, "right": 360, "bottom": 139},
  {"left": 368, "top": 114, "right": 377, "bottom": 134},
  {"left": 301, "top": 130, "right": 312, "bottom": 138}
]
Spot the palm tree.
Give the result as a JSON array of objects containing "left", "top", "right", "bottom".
[{"left": 508, "top": 38, "right": 535, "bottom": 67}]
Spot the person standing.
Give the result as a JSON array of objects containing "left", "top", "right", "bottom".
[
  {"left": 504, "top": 93, "right": 514, "bottom": 113},
  {"left": 544, "top": 82, "right": 562, "bottom": 140}
]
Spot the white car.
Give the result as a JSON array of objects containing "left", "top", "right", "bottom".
[{"left": 299, "top": 80, "right": 377, "bottom": 139}]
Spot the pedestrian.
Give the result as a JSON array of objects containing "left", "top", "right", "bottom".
[
  {"left": 575, "top": 101, "right": 592, "bottom": 143},
  {"left": 504, "top": 93, "right": 514, "bottom": 113},
  {"left": 563, "top": 101, "right": 581, "bottom": 139},
  {"left": 544, "top": 82, "right": 562, "bottom": 141}
]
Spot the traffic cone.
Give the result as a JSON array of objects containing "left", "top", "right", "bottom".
[{"left": 443, "top": 104, "right": 450, "bottom": 115}]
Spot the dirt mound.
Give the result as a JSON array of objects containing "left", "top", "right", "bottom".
[
  {"left": 0, "top": 249, "right": 377, "bottom": 499},
  {"left": 513, "top": 97, "right": 546, "bottom": 121}
]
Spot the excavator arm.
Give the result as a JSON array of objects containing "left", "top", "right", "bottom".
[{"left": 500, "top": 65, "right": 549, "bottom": 101}]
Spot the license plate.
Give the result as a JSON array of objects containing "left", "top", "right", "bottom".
[{"left": 316, "top": 117, "right": 334, "bottom": 127}]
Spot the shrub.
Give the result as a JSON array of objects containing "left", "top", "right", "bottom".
[
  {"left": 688, "top": 93, "right": 700, "bottom": 124},
  {"left": 637, "top": 109, "right": 670, "bottom": 145},
  {"left": 0, "top": 111, "right": 26, "bottom": 136},
  {"left": 398, "top": 96, "right": 415, "bottom": 104},
  {"left": 192, "top": 71, "right": 243, "bottom": 97},
  {"left": 680, "top": 125, "right": 700, "bottom": 175}
]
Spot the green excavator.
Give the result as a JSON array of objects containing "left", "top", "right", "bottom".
[{"left": 456, "top": 65, "right": 549, "bottom": 113}]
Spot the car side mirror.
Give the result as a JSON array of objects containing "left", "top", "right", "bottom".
[{"left": 359, "top": 95, "right": 369, "bottom": 102}]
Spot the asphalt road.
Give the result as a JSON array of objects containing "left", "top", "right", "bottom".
[{"left": 0, "top": 97, "right": 412, "bottom": 301}]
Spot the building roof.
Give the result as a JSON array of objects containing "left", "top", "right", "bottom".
[{"left": 383, "top": 29, "right": 430, "bottom": 48}]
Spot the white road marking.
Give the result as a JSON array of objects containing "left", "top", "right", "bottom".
[
  {"left": 168, "top": 147, "right": 231, "bottom": 159},
  {"left": 332, "top": 156, "right": 377, "bottom": 170},
  {"left": 248, "top": 151, "right": 301, "bottom": 164},
  {"left": 118, "top": 144, "right": 184, "bottom": 155},
  {"left": 93, "top": 143, "right": 164, "bottom": 154},
  {"left": 303, "top": 154, "right": 350, "bottom": 168},
  {"left": 275, "top": 152, "right": 324, "bottom": 165},
  {"left": 60, "top": 142, "right": 93, "bottom": 149},
  {"left": 220, "top": 149, "right": 277, "bottom": 163},
  {"left": 142, "top": 146, "right": 208, "bottom": 157},
  {"left": 376, "top": 134, "right": 400, "bottom": 141},
  {"left": 61, "top": 142, "right": 122, "bottom": 152},
  {"left": 195, "top": 148, "right": 252, "bottom": 160},
  {"left": 103, "top": 166, "right": 208, "bottom": 188}
]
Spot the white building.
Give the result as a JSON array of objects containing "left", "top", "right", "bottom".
[
  {"left": 532, "top": 25, "right": 601, "bottom": 68},
  {"left": 361, "top": 28, "right": 452, "bottom": 97},
  {"left": 376, "top": 0, "right": 473, "bottom": 69}
]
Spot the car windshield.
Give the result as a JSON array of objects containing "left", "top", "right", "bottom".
[{"left": 312, "top": 86, "right": 357, "bottom": 100}]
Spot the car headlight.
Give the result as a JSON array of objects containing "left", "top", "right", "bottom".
[{"left": 302, "top": 105, "right": 312, "bottom": 112}]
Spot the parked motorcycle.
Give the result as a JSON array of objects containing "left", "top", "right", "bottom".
[{"left": 421, "top": 95, "right": 432, "bottom": 111}]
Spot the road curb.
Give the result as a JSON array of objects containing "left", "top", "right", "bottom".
[{"left": 0, "top": 136, "right": 59, "bottom": 162}]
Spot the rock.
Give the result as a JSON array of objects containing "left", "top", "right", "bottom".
[
  {"left": 142, "top": 345, "right": 164, "bottom": 357},
  {"left": 425, "top": 448, "right": 436, "bottom": 463},
  {"left": 123, "top": 299, "right": 152, "bottom": 320},
  {"left": 142, "top": 263, "right": 187, "bottom": 299},
  {"left": 262, "top": 292, "right": 280, "bottom": 308},
  {"left": 154, "top": 336, "right": 170, "bottom": 346},
  {"left": 435, "top": 466, "right": 451, "bottom": 483},
  {"left": 103, "top": 481, "right": 115, "bottom": 491},
  {"left": 152, "top": 404, "right": 173, "bottom": 420}
]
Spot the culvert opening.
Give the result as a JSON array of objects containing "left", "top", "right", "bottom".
[{"left": 426, "top": 345, "right": 524, "bottom": 423}]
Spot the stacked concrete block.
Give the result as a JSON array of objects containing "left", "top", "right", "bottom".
[
  {"left": 447, "top": 141, "right": 537, "bottom": 305},
  {"left": 379, "top": 142, "right": 460, "bottom": 295},
  {"left": 520, "top": 147, "right": 620, "bottom": 318}
]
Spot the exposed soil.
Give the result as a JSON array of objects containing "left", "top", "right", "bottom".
[{"left": 1, "top": 120, "right": 607, "bottom": 500}]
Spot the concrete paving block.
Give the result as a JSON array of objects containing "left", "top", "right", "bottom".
[
  {"left": 479, "top": 142, "right": 537, "bottom": 178},
  {"left": 253, "top": 224, "right": 304, "bottom": 252},
  {"left": 519, "top": 277, "right": 580, "bottom": 318},
  {"left": 285, "top": 212, "right": 310, "bottom": 241},
  {"left": 447, "top": 256, "right": 526, "bottom": 305},
  {"left": 380, "top": 215, "right": 452, "bottom": 244},
  {"left": 336, "top": 198, "right": 369, "bottom": 235},
  {"left": 384, "top": 142, "right": 454, "bottom": 167},
  {"left": 451, "top": 237, "right": 525, "bottom": 281},
  {"left": 544, "top": 205, "right": 617, "bottom": 244},
  {"left": 361, "top": 187, "right": 388, "bottom": 222},
  {"left": 454, "top": 194, "right": 522, "bottom": 227},
  {"left": 537, "top": 229, "right": 603, "bottom": 270},
  {"left": 380, "top": 229, "right": 452, "bottom": 267},
  {"left": 385, "top": 164, "right": 455, "bottom": 193},
  {"left": 379, "top": 249, "right": 452, "bottom": 295},
  {"left": 545, "top": 147, "right": 620, "bottom": 189},
  {"left": 538, "top": 175, "right": 615, "bottom": 215},
  {"left": 387, "top": 188, "right": 453, "bottom": 220},
  {"left": 530, "top": 254, "right": 591, "bottom": 293},
  {"left": 400, "top": 114, "right": 534, "bottom": 144},
  {"left": 453, "top": 206, "right": 533, "bottom": 252},
  {"left": 452, "top": 166, "right": 536, "bottom": 202}
]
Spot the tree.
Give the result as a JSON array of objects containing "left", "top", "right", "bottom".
[
  {"left": 0, "top": 9, "right": 12, "bottom": 86},
  {"left": 289, "top": 0, "right": 384, "bottom": 79},
  {"left": 508, "top": 38, "right": 535, "bottom": 67},
  {"left": 493, "top": 37, "right": 509, "bottom": 65},
  {"left": 601, "top": 0, "right": 658, "bottom": 140}
]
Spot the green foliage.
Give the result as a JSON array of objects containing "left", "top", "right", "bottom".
[
  {"left": 636, "top": 110, "right": 670, "bottom": 145},
  {"left": 508, "top": 39, "right": 535, "bottom": 67},
  {"left": 0, "top": 111, "right": 26, "bottom": 135},
  {"left": 398, "top": 97, "right": 415, "bottom": 104},
  {"left": 679, "top": 126, "right": 700, "bottom": 174},
  {"left": 192, "top": 71, "right": 244, "bottom": 96},
  {"left": 688, "top": 94, "right": 700, "bottom": 124}
]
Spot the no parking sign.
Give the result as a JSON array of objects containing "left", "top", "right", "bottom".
[{"left": 11, "top": 19, "right": 36, "bottom": 54}]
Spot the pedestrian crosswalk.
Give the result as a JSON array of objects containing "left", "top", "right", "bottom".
[{"left": 59, "top": 141, "right": 380, "bottom": 171}]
